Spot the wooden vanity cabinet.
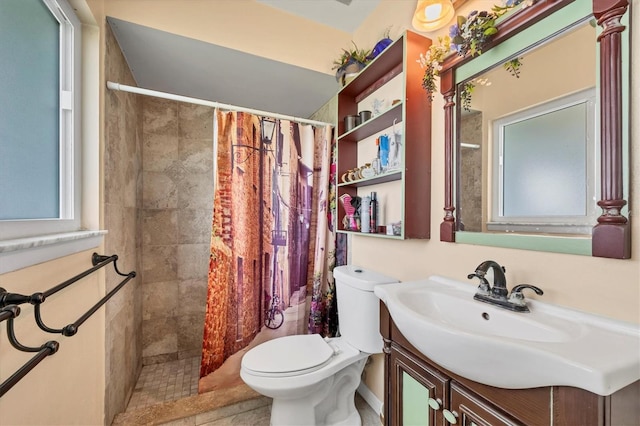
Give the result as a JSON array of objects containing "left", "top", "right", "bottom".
[
  {"left": 380, "top": 303, "right": 640, "bottom": 426},
  {"left": 390, "top": 345, "right": 448, "bottom": 426},
  {"left": 449, "top": 382, "right": 524, "bottom": 426}
]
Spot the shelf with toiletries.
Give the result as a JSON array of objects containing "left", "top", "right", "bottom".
[
  {"left": 338, "top": 102, "right": 402, "bottom": 143},
  {"left": 336, "top": 30, "right": 432, "bottom": 239},
  {"left": 338, "top": 170, "right": 402, "bottom": 187},
  {"left": 337, "top": 229, "right": 403, "bottom": 239}
]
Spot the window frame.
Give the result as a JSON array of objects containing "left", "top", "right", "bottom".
[
  {"left": 487, "top": 87, "right": 598, "bottom": 235},
  {"left": 0, "top": 0, "right": 81, "bottom": 240},
  {"left": 0, "top": 0, "right": 104, "bottom": 275}
]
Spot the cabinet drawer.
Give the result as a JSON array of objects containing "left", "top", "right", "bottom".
[{"left": 450, "top": 382, "right": 522, "bottom": 426}]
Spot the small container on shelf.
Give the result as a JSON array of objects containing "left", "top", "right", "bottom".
[
  {"left": 344, "top": 115, "right": 360, "bottom": 132},
  {"left": 359, "top": 110, "right": 372, "bottom": 123}
]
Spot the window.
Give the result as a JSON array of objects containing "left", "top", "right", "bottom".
[
  {"left": 0, "top": 0, "right": 103, "bottom": 274},
  {"left": 0, "top": 0, "right": 80, "bottom": 240},
  {"left": 488, "top": 88, "right": 597, "bottom": 234}
]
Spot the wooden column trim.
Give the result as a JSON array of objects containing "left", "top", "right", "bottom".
[
  {"left": 592, "top": 0, "right": 631, "bottom": 258},
  {"left": 440, "top": 68, "right": 456, "bottom": 242}
]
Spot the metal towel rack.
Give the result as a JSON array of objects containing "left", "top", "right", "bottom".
[{"left": 0, "top": 253, "right": 136, "bottom": 398}]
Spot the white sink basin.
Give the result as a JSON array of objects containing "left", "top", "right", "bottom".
[{"left": 374, "top": 275, "right": 640, "bottom": 396}]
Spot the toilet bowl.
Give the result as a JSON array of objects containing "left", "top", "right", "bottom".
[{"left": 240, "top": 266, "right": 398, "bottom": 426}]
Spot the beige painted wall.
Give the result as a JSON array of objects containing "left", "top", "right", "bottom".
[
  {"left": 0, "top": 2, "right": 106, "bottom": 423},
  {"left": 350, "top": 0, "right": 640, "bottom": 321},
  {"left": 0, "top": 251, "right": 106, "bottom": 425},
  {"left": 350, "top": 0, "right": 640, "bottom": 403}
]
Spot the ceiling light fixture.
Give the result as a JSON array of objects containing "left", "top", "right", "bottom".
[{"left": 412, "top": 0, "right": 456, "bottom": 32}]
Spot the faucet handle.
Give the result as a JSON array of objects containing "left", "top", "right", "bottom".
[
  {"left": 508, "top": 284, "right": 543, "bottom": 306},
  {"left": 467, "top": 273, "right": 490, "bottom": 293}
]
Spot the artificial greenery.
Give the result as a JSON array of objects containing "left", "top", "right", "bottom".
[
  {"left": 450, "top": 10, "right": 499, "bottom": 57},
  {"left": 503, "top": 57, "right": 523, "bottom": 78},
  {"left": 419, "top": 0, "right": 537, "bottom": 101},
  {"left": 332, "top": 42, "right": 371, "bottom": 70},
  {"left": 417, "top": 36, "right": 452, "bottom": 101},
  {"left": 332, "top": 41, "right": 371, "bottom": 82},
  {"left": 460, "top": 82, "right": 475, "bottom": 112}
]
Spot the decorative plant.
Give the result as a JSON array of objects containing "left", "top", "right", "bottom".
[
  {"left": 503, "top": 57, "right": 523, "bottom": 78},
  {"left": 417, "top": 36, "right": 452, "bottom": 101},
  {"left": 418, "top": 0, "right": 537, "bottom": 100},
  {"left": 460, "top": 82, "right": 475, "bottom": 111},
  {"left": 332, "top": 42, "right": 372, "bottom": 82}
]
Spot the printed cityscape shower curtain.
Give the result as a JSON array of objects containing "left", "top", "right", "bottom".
[{"left": 199, "top": 110, "right": 339, "bottom": 393}]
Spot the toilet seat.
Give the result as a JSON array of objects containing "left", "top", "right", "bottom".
[{"left": 242, "top": 334, "right": 337, "bottom": 377}]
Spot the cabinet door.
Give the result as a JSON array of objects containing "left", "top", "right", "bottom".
[
  {"left": 448, "top": 382, "right": 522, "bottom": 426},
  {"left": 390, "top": 346, "right": 448, "bottom": 426}
]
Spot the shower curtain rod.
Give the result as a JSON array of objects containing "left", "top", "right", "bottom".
[{"left": 106, "top": 82, "right": 333, "bottom": 127}]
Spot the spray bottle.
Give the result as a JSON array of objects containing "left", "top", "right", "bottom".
[{"left": 369, "top": 192, "right": 378, "bottom": 233}]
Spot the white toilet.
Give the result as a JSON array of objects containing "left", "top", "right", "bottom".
[{"left": 240, "top": 265, "right": 398, "bottom": 426}]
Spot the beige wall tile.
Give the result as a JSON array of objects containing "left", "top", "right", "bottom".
[
  {"left": 140, "top": 97, "right": 214, "bottom": 361},
  {"left": 143, "top": 97, "right": 179, "bottom": 136},
  {"left": 178, "top": 172, "right": 214, "bottom": 210},
  {"left": 142, "top": 280, "right": 179, "bottom": 320},
  {"left": 178, "top": 278, "right": 208, "bottom": 315},
  {"left": 178, "top": 209, "right": 212, "bottom": 244},
  {"left": 143, "top": 245, "right": 178, "bottom": 283},
  {"left": 143, "top": 171, "right": 179, "bottom": 209},
  {"left": 142, "top": 317, "right": 178, "bottom": 358},
  {"left": 144, "top": 133, "right": 179, "bottom": 172},
  {"left": 104, "top": 24, "right": 144, "bottom": 424},
  {"left": 177, "top": 244, "right": 209, "bottom": 280},
  {"left": 144, "top": 209, "right": 179, "bottom": 246},
  {"left": 180, "top": 137, "right": 213, "bottom": 173},
  {"left": 177, "top": 313, "right": 206, "bottom": 353},
  {"left": 178, "top": 103, "right": 214, "bottom": 139}
]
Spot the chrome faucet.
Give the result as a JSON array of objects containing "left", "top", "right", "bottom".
[{"left": 468, "top": 260, "right": 543, "bottom": 312}]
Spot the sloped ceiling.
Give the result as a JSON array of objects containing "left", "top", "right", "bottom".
[{"left": 107, "top": 0, "right": 381, "bottom": 119}]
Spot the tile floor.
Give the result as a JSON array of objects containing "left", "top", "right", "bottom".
[
  {"left": 126, "top": 356, "right": 380, "bottom": 425},
  {"left": 158, "top": 393, "right": 379, "bottom": 426},
  {"left": 127, "top": 357, "right": 201, "bottom": 411}
]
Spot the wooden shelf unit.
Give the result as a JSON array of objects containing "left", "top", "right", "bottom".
[{"left": 336, "top": 30, "right": 432, "bottom": 239}]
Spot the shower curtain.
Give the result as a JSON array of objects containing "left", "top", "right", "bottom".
[{"left": 199, "top": 110, "right": 340, "bottom": 393}]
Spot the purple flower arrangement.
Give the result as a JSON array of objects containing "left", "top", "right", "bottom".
[{"left": 418, "top": 0, "right": 536, "bottom": 100}]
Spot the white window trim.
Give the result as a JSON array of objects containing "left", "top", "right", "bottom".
[
  {"left": 0, "top": 0, "right": 103, "bottom": 273},
  {"left": 488, "top": 87, "right": 598, "bottom": 235},
  {"left": 0, "top": 231, "right": 107, "bottom": 274}
]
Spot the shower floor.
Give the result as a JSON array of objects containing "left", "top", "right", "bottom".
[
  {"left": 127, "top": 356, "right": 201, "bottom": 411},
  {"left": 121, "top": 355, "right": 380, "bottom": 425}
]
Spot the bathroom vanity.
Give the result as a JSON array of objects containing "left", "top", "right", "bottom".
[{"left": 380, "top": 302, "right": 640, "bottom": 425}]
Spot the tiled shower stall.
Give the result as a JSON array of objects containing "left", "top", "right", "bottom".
[{"left": 105, "top": 23, "right": 212, "bottom": 422}]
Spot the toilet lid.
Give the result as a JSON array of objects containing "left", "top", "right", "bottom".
[{"left": 242, "top": 334, "right": 335, "bottom": 376}]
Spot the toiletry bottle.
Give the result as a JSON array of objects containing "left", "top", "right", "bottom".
[
  {"left": 372, "top": 138, "right": 382, "bottom": 175},
  {"left": 379, "top": 135, "right": 389, "bottom": 171},
  {"left": 369, "top": 192, "right": 377, "bottom": 233},
  {"left": 361, "top": 195, "right": 370, "bottom": 233}
]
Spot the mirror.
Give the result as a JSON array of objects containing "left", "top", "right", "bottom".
[
  {"left": 456, "top": 19, "right": 596, "bottom": 236},
  {"left": 438, "top": 0, "right": 631, "bottom": 258}
]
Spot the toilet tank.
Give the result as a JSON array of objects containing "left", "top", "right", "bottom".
[{"left": 333, "top": 265, "right": 398, "bottom": 354}]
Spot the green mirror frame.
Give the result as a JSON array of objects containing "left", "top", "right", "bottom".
[{"left": 438, "top": 0, "right": 631, "bottom": 259}]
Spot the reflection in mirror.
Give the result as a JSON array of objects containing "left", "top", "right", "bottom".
[{"left": 456, "top": 19, "right": 596, "bottom": 236}]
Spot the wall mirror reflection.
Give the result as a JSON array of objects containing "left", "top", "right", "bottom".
[
  {"left": 438, "top": 0, "right": 631, "bottom": 258},
  {"left": 456, "top": 19, "right": 597, "bottom": 236}
]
